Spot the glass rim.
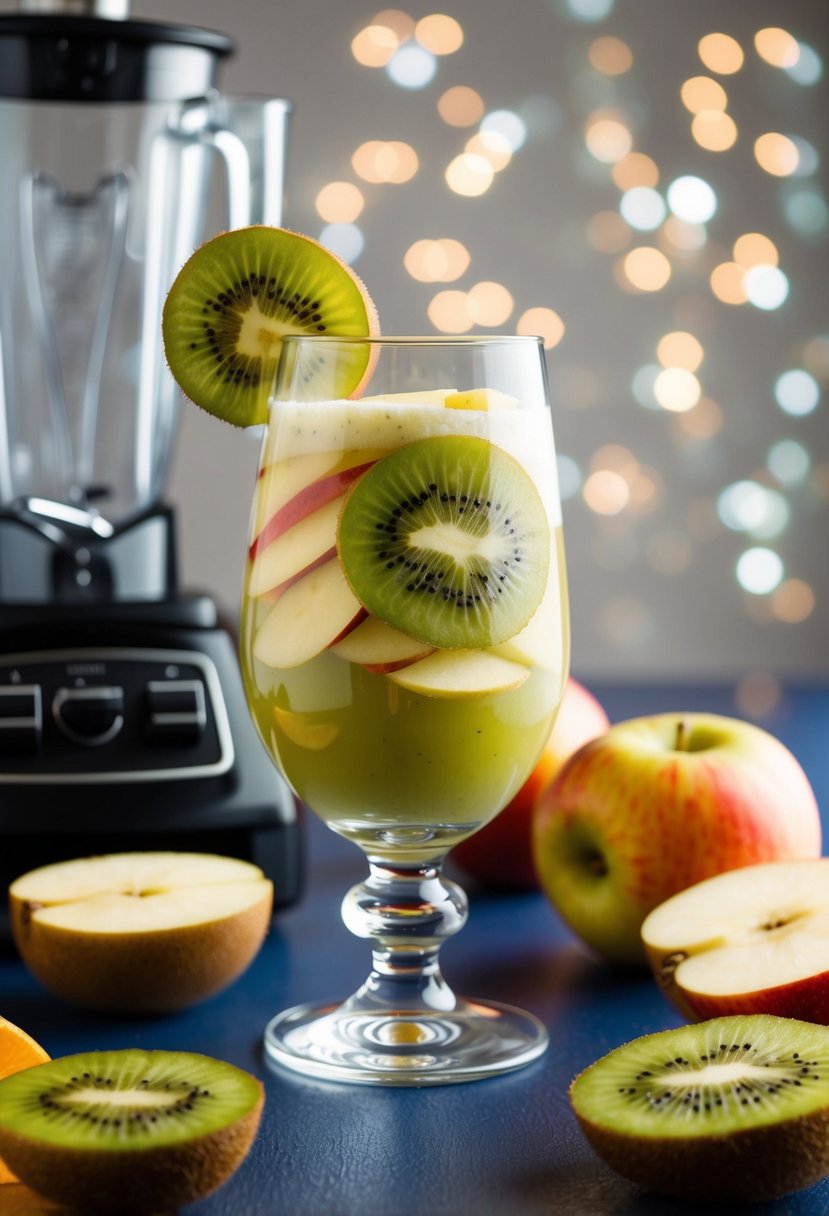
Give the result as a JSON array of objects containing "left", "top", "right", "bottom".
[{"left": 279, "top": 334, "right": 545, "bottom": 348}]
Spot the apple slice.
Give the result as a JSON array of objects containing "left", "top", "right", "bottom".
[
  {"left": 9, "top": 853, "right": 273, "bottom": 1014},
  {"left": 274, "top": 706, "right": 339, "bottom": 750},
  {"left": 253, "top": 557, "right": 366, "bottom": 669},
  {"left": 251, "top": 458, "right": 376, "bottom": 557},
  {"left": 248, "top": 494, "right": 344, "bottom": 597},
  {"left": 641, "top": 858, "right": 829, "bottom": 1024},
  {"left": 387, "top": 649, "right": 529, "bottom": 698},
  {"left": 445, "top": 388, "right": 519, "bottom": 411},
  {"left": 330, "top": 615, "right": 435, "bottom": 672},
  {"left": 487, "top": 564, "right": 565, "bottom": 671},
  {"left": 253, "top": 450, "right": 343, "bottom": 536}
]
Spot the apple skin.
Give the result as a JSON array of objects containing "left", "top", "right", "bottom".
[
  {"left": 451, "top": 678, "right": 610, "bottom": 890},
  {"left": 532, "top": 712, "right": 822, "bottom": 966}
]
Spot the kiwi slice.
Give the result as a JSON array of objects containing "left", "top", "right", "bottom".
[
  {"left": 162, "top": 226, "right": 379, "bottom": 426},
  {"left": 0, "top": 1049, "right": 263, "bottom": 1214},
  {"left": 337, "top": 435, "right": 549, "bottom": 650},
  {"left": 570, "top": 1014, "right": 829, "bottom": 1202}
]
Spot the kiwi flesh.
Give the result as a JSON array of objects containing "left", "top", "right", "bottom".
[
  {"left": 0, "top": 1049, "right": 263, "bottom": 1214},
  {"left": 162, "top": 226, "right": 379, "bottom": 427},
  {"left": 337, "top": 435, "right": 550, "bottom": 650},
  {"left": 570, "top": 1014, "right": 829, "bottom": 1202}
]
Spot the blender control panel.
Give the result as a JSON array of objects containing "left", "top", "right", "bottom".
[{"left": 0, "top": 648, "right": 234, "bottom": 784}]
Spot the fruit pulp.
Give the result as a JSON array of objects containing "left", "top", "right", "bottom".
[{"left": 241, "top": 396, "right": 568, "bottom": 862}]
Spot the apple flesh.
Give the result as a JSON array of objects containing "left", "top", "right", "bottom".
[
  {"left": 247, "top": 494, "right": 344, "bottom": 598},
  {"left": 452, "top": 678, "right": 609, "bottom": 889},
  {"left": 9, "top": 853, "right": 273, "bottom": 1014},
  {"left": 251, "top": 456, "right": 377, "bottom": 558},
  {"left": 532, "top": 712, "right": 822, "bottom": 966},
  {"left": 641, "top": 858, "right": 829, "bottom": 1023},
  {"left": 253, "top": 557, "right": 366, "bottom": 669},
  {"left": 387, "top": 649, "right": 530, "bottom": 698},
  {"left": 330, "top": 615, "right": 435, "bottom": 672}
]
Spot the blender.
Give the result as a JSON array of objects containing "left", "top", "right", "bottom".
[{"left": 0, "top": 0, "right": 301, "bottom": 919}]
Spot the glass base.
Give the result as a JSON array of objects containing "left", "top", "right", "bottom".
[{"left": 264, "top": 996, "right": 548, "bottom": 1086}]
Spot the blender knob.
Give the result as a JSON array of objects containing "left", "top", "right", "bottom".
[
  {"left": 0, "top": 685, "right": 43, "bottom": 753},
  {"left": 53, "top": 687, "right": 125, "bottom": 747}
]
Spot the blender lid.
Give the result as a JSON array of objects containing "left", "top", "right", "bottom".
[{"left": 0, "top": 12, "right": 234, "bottom": 102}]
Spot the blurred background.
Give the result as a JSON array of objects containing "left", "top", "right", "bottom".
[{"left": 133, "top": 0, "right": 828, "bottom": 687}]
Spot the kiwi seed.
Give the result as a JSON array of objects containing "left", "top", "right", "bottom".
[
  {"left": 337, "top": 434, "right": 550, "bottom": 650},
  {"left": 569, "top": 1014, "right": 829, "bottom": 1202},
  {"left": 162, "top": 226, "right": 379, "bottom": 427},
  {"left": 0, "top": 1048, "right": 264, "bottom": 1214}
]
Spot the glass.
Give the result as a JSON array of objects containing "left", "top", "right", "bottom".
[{"left": 240, "top": 335, "right": 569, "bottom": 1084}]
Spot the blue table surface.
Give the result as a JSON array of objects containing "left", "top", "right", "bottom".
[{"left": 2, "top": 681, "right": 828, "bottom": 1216}]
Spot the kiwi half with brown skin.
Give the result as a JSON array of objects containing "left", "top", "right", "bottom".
[
  {"left": 162, "top": 226, "right": 379, "bottom": 426},
  {"left": 0, "top": 1049, "right": 263, "bottom": 1214},
  {"left": 569, "top": 1014, "right": 829, "bottom": 1202}
]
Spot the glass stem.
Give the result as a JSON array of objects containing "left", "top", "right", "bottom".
[{"left": 340, "top": 860, "right": 468, "bottom": 1013}]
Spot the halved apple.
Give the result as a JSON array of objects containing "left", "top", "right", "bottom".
[
  {"left": 641, "top": 858, "right": 829, "bottom": 1024},
  {"left": 387, "top": 649, "right": 529, "bottom": 698},
  {"left": 330, "top": 615, "right": 435, "bottom": 672},
  {"left": 9, "top": 853, "right": 273, "bottom": 1014},
  {"left": 253, "top": 557, "right": 366, "bottom": 669},
  {"left": 248, "top": 495, "right": 343, "bottom": 597}
]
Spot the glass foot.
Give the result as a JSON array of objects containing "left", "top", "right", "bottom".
[{"left": 264, "top": 997, "right": 548, "bottom": 1086}]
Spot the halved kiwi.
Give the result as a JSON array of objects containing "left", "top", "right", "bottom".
[
  {"left": 337, "top": 435, "right": 550, "bottom": 650},
  {"left": 570, "top": 1014, "right": 829, "bottom": 1202},
  {"left": 162, "top": 226, "right": 379, "bottom": 426},
  {"left": 0, "top": 1049, "right": 263, "bottom": 1214}
]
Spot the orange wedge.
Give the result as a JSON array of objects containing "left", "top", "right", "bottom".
[{"left": 0, "top": 1017, "right": 50, "bottom": 1184}]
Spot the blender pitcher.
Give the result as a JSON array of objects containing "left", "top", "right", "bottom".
[{"left": 0, "top": 0, "right": 291, "bottom": 602}]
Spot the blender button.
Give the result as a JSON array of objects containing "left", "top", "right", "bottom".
[
  {"left": 53, "top": 687, "right": 124, "bottom": 747},
  {"left": 145, "top": 680, "right": 207, "bottom": 744},
  {"left": 0, "top": 685, "right": 42, "bottom": 753}
]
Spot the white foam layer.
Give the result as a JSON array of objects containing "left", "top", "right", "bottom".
[{"left": 265, "top": 399, "right": 562, "bottom": 526}]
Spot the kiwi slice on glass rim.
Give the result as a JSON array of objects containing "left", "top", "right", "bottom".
[
  {"left": 337, "top": 434, "right": 550, "bottom": 650},
  {"left": 162, "top": 226, "right": 379, "bottom": 427},
  {"left": 0, "top": 1048, "right": 263, "bottom": 1214},
  {"left": 570, "top": 1014, "right": 829, "bottom": 1203}
]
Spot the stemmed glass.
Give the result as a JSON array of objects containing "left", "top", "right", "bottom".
[{"left": 240, "top": 335, "right": 569, "bottom": 1085}]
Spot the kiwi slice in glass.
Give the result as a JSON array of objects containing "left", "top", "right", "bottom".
[
  {"left": 570, "top": 1014, "right": 829, "bottom": 1202},
  {"left": 162, "top": 226, "right": 379, "bottom": 426},
  {"left": 337, "top": 435, "right": 550, "bottom": 650},
  {"left": 0, "top": 1048, "right": 263, "bottom": 1214}
]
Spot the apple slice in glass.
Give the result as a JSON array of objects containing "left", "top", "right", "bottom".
[
  {"left": 387, "top": 649, "right": 530, "bottom": 698},
  {"left": 329, "top": 615, "right": 435, "bottom": 672},
  {"left": 253, "top": 558, "right": 366, "bottom": 669},
  {"left": 252, "top": 451, "right": 380, "bottom": 557},
  {"left": 641, "top": 858, "right": 829, "bottom": 1024}
]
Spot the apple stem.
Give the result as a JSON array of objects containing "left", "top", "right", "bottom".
[{"left": 674, "top": 717, "right": 691, "bottom": 752}]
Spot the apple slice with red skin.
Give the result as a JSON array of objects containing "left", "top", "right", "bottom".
[
  {"left": 641, "top": 858, "right": 829, "bottom": 1024},
  {"left": 248, "top": 495, "right": 344, "bottom": 598},
  {"left": 387, "top": 649, "right": 529, "bottom": 698},
  {"left": 329, "top": 615, "right": 435, "bottom": 673},
  {"left": 251, "top": 451, "right": 382, "bottom": 557},
  {"left": 253, "top": 557, "right": 366, "bottom": 669}
]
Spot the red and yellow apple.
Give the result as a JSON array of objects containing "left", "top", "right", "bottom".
[
  {"left": 641, "top": 858, "right": 829, "bottom": 1023},
  {"left": 532, "top": 712, "right": 822, "bottom": 965},
  {"left": 451, "top": 678, "right": 610, "bottom": 889}
]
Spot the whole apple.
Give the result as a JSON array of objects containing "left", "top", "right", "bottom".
[
  {"left": 452, "top": 678, "right": 610, "bottom": 889},
  {"left": 532, "top": 712, "right": 822, "bottom": 966}
]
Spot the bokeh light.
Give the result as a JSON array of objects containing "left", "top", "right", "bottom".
[
  {"left": 675, "top": 395, "right": 724, "bottom": 439},
  {"left": 566, "top": 0, "right": 615, "bottom": 22},
  {"left": 468, "top": 281, "right": 514, "bottom": 326},
  {"left": 585, "top": 114, "right": 633, "bottom": 163},
  {"left": 736, "top": 547, "right": 784, "bottom": 594},
  {"left": 557, "top": 454, "right": 582, "bottom": 500},
  {"left": 583, "top": 470, "right": 630, "bottom": 515},
  {"left": 717, "top": 481, "right": 789, "bottom": 538},
  {"left": 588, "top": 35, "right": 633, "bottom": 75},
  {"left": 754, "top": 132, "right": 800, "bottom": 176},
  {"left": 733, "top": 232, "right": 778, "bottom": 268},
  {"left": 786, "top": 42, "right": 823, "bottom": 85},
  {"left": 661, "top": 217, "right": 707, "bottom": 252},
  {"left": 403, "top": 238, "right": 470, "bottom": 282},
  {"left": 698, "top": 32, "right": 745, "bottom": 75},
  {"left": 783, "top": 188, "right": 829, "bottom": 235},
  {"left": 771, "top": 579, "right": 815, "bottom": 623},
  {"left": 465, "top": 131, "right": 512, "bottom": 172},
  {"left": 803, "top": 335, "right": 829, "bottom": 379},
  {"left": 428, "top": 290, "right": 474, "bottom": 333},
  {"left": 437, "top": 85, "right": 485, "bottom": 127},
  {"left": 319, "top": 223, "right": 365, "bottom": 264},
  {"left": 691, "top": 110, "right": 738, "bottom": 152},
  {"left": 619, "top": 187, "right": 666, "bottom": 230},
  {"left": 387, "top": 42, "right": 437, "bottom": 88},
  {"left": 481, "top": 110, "right": 527, "bottom": 151},
  {"left": 352, "top": 141, "right": 419, "bottom": 184},
  {"left": 373, "top": 8, "right": 415, "bottom": 39},
  {"left": 351, "top": 24, "right": 399, "bottom": 68},
  {"left": 315, "top": 181, "right": 364, "bottom": 223},
  {"left": 631, "top": 363, "right": 661, "bottom": 409},
  {"left": 657, "top": 331, "right": 704, "bottom": 371},
  {"left": 445, "top": 153, "right": 494, "bottom": 196},
  {"left": 744, "top": 265, "right": 789, "bottom": 310},
  {"left": 667, "top": 175, "right": 717, "bottom": 223},
  {"left": 517, "top": 307, "right": 566, "bottom": 349},
  {"left": 790, "top": 137, "right": 820, "bottom": 177},
  {"left": 774, "top": 369, "right": 820, "bottom": 416},
  {"left": 653, "top": 367, "right": 701, "bottom": 412},
  {"left": 680, "top": 75, "right": 728, "bottom": 113},
  {"left": 622, "top": 246, "right": 671, "bottom": 291},
  {"left": 735, "top": 671, "right": 783, "bottom": 718},
  {"left": 767, "top": 439, "right": 811, "bottom": 486},
  {"left": 415, "top": 13, "right": 463, "bottom": 54},
  {"left": 612, "top": 152, "right": 659, "bottom": 190},
  {"left": 754, "top": 27, "right": 801, "bottom": 69},
  {"left": 710, "top": 261, "right": 747, "bottom": 304}
]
